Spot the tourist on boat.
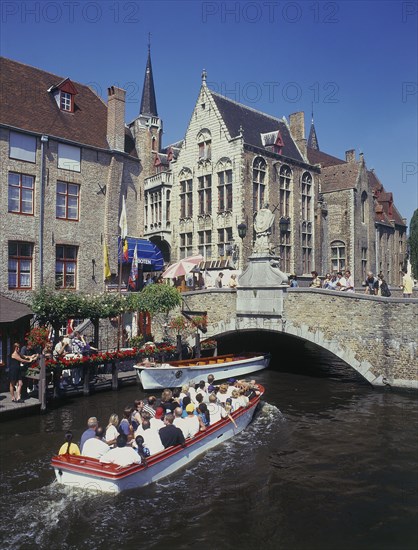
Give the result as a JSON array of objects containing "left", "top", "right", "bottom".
[
  {"left": 230, "top": 389, "right": 242, "bottom": 411},
  {"left": 179, "top": 384, "right": 190, "bottom": 405},
  {"left": 9, "top": 342, "right": 33, "bottom": 403},
  {"left": 150, "top": 408, "right": 165, "bottom": 430},
  {"left": 217, "top": 384, "right": 229, "bottom": 404},
  {"left": 159, "top": 413, "right": 186, "bottom": 448},
  {"left": 180, "top": 395, "right": 192, "bottom": 417},
  {"left": 140, "top": 420, "right": 164, "bottom": 455},
  {"left": 205, "top": 374, "right": 215, "bottom": 391},
  {"left": 99, "top": 434, "right": 141, "bottom": 467},
  {"left": 226, "top": 378, "right": 237, "bottom": 397},
  {"left": 80, "top": 417, "right": 99, "bottom": 452},
  {"left": 105, "top": 414, "right": 119, "bottom": 447},
  {"left": 188, "top": 381, "right": 197, "bottom": 404},
  {"left": 118, "top": 407, "right": 134, "bottom": 442},
  {"left": 143, "top": 395, "right": 157, "bottom": 417},
  {"left": 207, "top": 394, "right": 227, "bottom": 423},
  {"left": 134, "top": 435, "right": 150, "bottom": 462},
  {"left": 197, "top": 403, "right": 210, "bottom": 428},
  {"left": 131, "top": 400, "right": 144, "bottom": 431},
  {"left": 173, "top": 407, "right": 188, "bottom": 438},
  {"left": 196, "top": 381, "right": 209, "bottom": 403},
  {"left": 82, "top": 427, "right": 110, "bottom": 459},
  {"left": 58, "top": 431, "right": 81, "bottom": 456},
  {"left": 182, "top": 404, "right": 200, "bottom": 438},
  {"left": 160, "top": 388, "right": 177, "bottom": 415}
]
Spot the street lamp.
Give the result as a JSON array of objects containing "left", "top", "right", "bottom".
[{"left": 237, "top": 222, "right": 247, "bottom": 239}]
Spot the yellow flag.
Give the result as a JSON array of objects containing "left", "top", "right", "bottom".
[{"left": 104, "top": 241, "right": 111, "bottom": 279}]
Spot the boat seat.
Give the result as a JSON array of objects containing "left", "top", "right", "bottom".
[
  {"left": 209, "top": 360, "right": 217, "bottom": 364},
  {"left": 225, "top": 358, "right": 233, "bottom": 362}
]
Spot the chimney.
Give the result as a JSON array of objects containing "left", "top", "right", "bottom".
[
  {"left": 107, "top": 86, "right": 126, "bottom": 151},
  {"left": 289, "top": 111, "right": 306, "bottom": 158},
  {"left": 345, "top": 149, "right": 356, "bottom": 163}
]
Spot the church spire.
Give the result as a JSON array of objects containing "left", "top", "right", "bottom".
[
  {"left": 139, "top": 39, "right": 158, "bottom": 117},
  {"left": 307, "top": 103, "right": 319, "bottom": 150}
]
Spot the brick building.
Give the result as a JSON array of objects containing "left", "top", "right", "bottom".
[{"left": 0, "top": 57, "right": 145, "bottom": 302}]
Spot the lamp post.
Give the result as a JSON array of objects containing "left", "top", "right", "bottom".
[{"left": 237, "top": 222, "right": 247, "bottom": 270}]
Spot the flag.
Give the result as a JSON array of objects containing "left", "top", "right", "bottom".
[
  {"left": 123, "top": 238, "right": 129, "bottom": 262},
  {"left": 119, "top": 195, "right": 128, "bottom": 239},
  {"left": 128, "top": 244, "right": 138, "bottom": 290},
  {"left": 103, "top": 241, "right": 111, "bottom": 279}
]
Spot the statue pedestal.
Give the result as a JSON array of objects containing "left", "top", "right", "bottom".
[{"left": 236, "top": 254, "right": 288, "bottom": 316}]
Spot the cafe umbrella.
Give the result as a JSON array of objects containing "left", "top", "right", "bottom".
[{"left": 161, "top": 254, "right": 204, "bottom": 279}]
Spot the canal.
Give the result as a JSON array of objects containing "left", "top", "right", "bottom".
[{"left": 0, "top": 342, "right": 417, "bottom": 550}]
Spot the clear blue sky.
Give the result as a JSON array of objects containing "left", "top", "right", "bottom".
[{"left": 1, "top": 0, "right": 417, "bottom": 226}]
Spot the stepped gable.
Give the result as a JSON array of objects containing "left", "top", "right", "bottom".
[
  {"left": 0, "top": 57, "right": 136, "bottom": 155},
  {"left": 369, "top": 170, "right": 406, "bottom": 227},
  {"left": 210, "top": 91, "right": 304, "bottom": 162}
]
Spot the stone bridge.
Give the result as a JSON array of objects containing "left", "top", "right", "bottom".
[{"left": 180, "top": 287, "right": 418, "bottom": 390}]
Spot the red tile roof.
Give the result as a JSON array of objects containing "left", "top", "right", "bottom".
[{"left": 0, "top": 57, "right": 136, "bottom": 155}]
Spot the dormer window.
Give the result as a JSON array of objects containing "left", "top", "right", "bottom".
[
  {"left": 60, "top": 91, "right": 72, "bottom": 111},
  {"left": 48, "top": 78, "right": 78, "bottom": 113}
]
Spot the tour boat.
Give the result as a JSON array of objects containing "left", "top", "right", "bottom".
[
  {"left": 51, "top": 384, "right": 264, "bottom": 493},
  {"left": 133, "top": 351, "right": 271, "bottom": 390}
]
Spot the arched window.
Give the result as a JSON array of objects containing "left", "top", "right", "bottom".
[
  {"left": 301, "top": 172, "right": 312, "bottom": 221},
  {"left": 331, "top": 240, "right": 346, "bottom": 272},
  {"left": 197, "top": 129, "right": 211, "bottom": 161},
  {"left": 253, "top": 157, "right": 266, "bottom": 211},
  {"left": 279, "top": 165, "right": 292, "bottom": 217}
]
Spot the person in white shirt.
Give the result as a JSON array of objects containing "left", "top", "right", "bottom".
[
  {"left": 105, "top": 413, "right": 119, "bottom": 447},
  {"left": 82, "top": 427, "right": 110, "bottom": 459},
  {"left": 140, "top": 420, "right": 164, "bottom": 455},
  {"left": 182, "top": 403, "right": 200, "bottom": 438},
  {"left": 173, "top": 407, "right": 188, "bottom": 438},
  {"left": 207, "top": 393, "right": 227, "bottom": 423},
  {"left": 150, "top": 408, "right": 165, "bottom": 431},
  {"left": 99, "top": 434, "right": 141, "bottom": 467},
  {"left": 188, "top": 382, "right": 197, "bottom": 404}
]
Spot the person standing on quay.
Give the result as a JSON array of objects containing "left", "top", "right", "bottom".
[
  {"left": 401, "top": 270, "right": 413, "bottom": 298},
  {"left": 9, "top": 342, "right": 33, "bottom": 403}
]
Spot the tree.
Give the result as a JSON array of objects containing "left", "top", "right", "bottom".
[
  {"left": 31, "top": 287, "right": 126, "bottom": 344},
  {"left": 409, "top": 209, "right": 418, "bottom": 279}
]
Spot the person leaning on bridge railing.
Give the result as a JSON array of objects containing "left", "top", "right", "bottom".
[{"left": 363, "top": 272, "right": 379, "bottom": 295}]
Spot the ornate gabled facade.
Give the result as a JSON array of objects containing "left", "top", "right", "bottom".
[
  {"left": 0, "top": 57, "right": 143, "bottom": 300},
  {"left": 158, "top": 73, "right": 322, "bottom": 276},
  {"left": 142, "top": 66, "right": 407, "bottom": 286}
]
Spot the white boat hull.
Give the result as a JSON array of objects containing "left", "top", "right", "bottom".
[
  {"left": 134, "top": 353, "right": 270, "bottom": 390},
  {"left": 52, "top": 387, "right": 263, "bottom": 493}
]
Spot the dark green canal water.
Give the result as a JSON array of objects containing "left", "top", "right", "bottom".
[{"left": 0, "top": 343, "right": 417, "bottom": 550}]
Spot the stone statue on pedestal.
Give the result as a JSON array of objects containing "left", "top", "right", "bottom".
[{"left": 253, "top": 205, "right": 275, "bottom": 255}]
